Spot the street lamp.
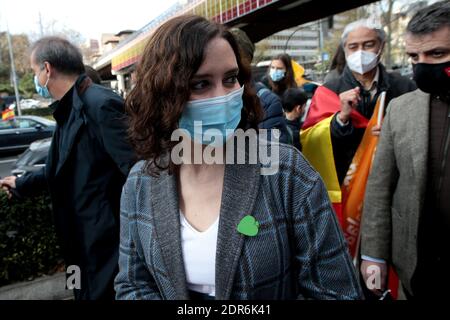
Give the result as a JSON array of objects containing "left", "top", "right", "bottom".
[
  {"left": 6, "top": 21, "right": 21, "bottom": 116},
  {"left": 283, "top": 25, "right": 306, "bottom": 53}
]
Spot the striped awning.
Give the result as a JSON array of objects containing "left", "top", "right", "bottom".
[{"left": 110, "top": 0, "right": 278, "bottom": 72}]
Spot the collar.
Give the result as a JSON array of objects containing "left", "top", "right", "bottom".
[
  {"left": 51, "top": 85, "right": 75, "bottom": 124},
  {"left": 50, "top": 74, "right": 92, "bottom": 122},
  {"left": 343, "top": 64, "right": 387, "bottom": 92},
  {"left": 357, "top": 67, "right": 379, "bottom": 92}
]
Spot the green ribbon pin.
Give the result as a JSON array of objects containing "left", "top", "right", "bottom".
[{"left": 237, "top": 215, "right": 260, "bottom": 237}]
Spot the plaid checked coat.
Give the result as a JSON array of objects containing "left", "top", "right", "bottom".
[{"left": 115, "top": 144, "right": 363, "bottom": 300}]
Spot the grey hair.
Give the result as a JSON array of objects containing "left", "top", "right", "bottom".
[
  {"left": 341, "top": 18, "right": 386, "bottom": 46},
  {"left": 407, "top": 1, "right": 450, "bottom": 36},
  {"left": 31, "top": 36, "right": 85, "bottom": 75}
]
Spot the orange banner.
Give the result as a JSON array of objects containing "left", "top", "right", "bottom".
[
  {"left": 340, "top": 94, "right": 384, "bottom": 257},
  {"left": 302, "top": 90, "right": 399, "bottom": 298},
  {"left": 339, "top": 92, "right": 399, "bottom": 299}
]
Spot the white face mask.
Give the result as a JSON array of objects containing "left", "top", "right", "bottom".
[{"left": 346, "top": 50, "right": 380, "bottom": 75}]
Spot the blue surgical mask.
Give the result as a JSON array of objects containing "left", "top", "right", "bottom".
[
  {"left": 34, "top": 70, "right": 52, "bottom": 98},
  {"left": 269, "top": 69, "right": 285, "bottom": 82},
  {"left": 179, "top": 86, "right": 244, "bottom": 146}
]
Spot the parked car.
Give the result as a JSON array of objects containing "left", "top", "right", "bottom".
[
  {"left": 9, "top": 98, "right": 50, "bottom": 110},
  {"left": 0, "top": 116, "right": 55, "bottom": 154},
  {"left": 11, "top": 137, "right": 51, "bottom": 177},
  {"left": 20, "top": 99, "right": 41, "bottom": 109}
]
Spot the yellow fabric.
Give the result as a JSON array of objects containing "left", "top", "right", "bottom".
[
  {"left": 291, "top": 60, "right": 310, "bottom": 86},
  {"left": 300, "top": 115, "right": 341, "bottom": 203}
]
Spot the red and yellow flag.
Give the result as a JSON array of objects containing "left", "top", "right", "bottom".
[
  {"left": 300, "top": 85, "right": 368, "bottom": 223},
  {"left": 301, "top": 87, "right": 399, "bottom": 298},
  {"left": 2, "top": 109, "right": 14, "bottom": 121}
]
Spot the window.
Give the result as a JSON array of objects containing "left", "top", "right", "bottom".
[{"left": 16, "top": 119, "right": 38, "bottom": 129}]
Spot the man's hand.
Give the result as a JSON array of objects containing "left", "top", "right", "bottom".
[
  {"left": 360, "top": 260, "right": 388, "bottom": 296},
  {"left": 371, "top": 124, "right": 381, "bottom": 136},
  {"left": 0, "top": 176, "right": 17, "bottom": 199},
  {"left": 338, "top": 87, "right": 360, "bottom": 123}
]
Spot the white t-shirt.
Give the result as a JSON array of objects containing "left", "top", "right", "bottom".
[{"left": 180, "top": 212, "right": 219, "bottom": 297}]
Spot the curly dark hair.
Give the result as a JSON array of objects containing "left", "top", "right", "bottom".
[
  {"left": 126, "top": 15, "right": 263, "bottom": 176},
  {"left": 268, "top": 53, "right": 297, "bottom": 96}
]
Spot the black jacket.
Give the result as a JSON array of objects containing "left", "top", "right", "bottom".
[
  {"left": 254, "top": 82, "right": 289, "bottom": 144},
  {"left": 326, "top": 65, "right": 416, "bottom": 184},
  {"left": 285, "top": 117, "right": 302, "bottom": 151},
  {"left": 15, "top": 75, "right": 136, "bottom": 300}
]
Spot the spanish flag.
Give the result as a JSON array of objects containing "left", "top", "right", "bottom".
[
  {"left": 2, "top": 109, "right": 15, "bottom": 121},
  {"left": 300, "top": 85, "right": 369, "bottom": 228},
  {"left": 301, "top": 86, "right": 399, "bottom": 298}
]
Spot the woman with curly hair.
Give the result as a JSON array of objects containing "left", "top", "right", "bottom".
[{"left": 114, "top": 14, "right": 362, "bottom": 300}]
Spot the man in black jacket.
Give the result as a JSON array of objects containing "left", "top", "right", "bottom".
[
  {"left": 281, "top": 88, "right": 308, "bottom": 151},
  {"left": 0, "top": 37, "right": 135, "bottom": 300},
  {"left": 326, "top": 19, "right": 417, "bottom": 184}
]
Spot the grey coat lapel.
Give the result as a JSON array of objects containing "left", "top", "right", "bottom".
[
  {"left": 409, "top": 90, "right": 430, "bottom": 187},
  {"left": 215, "top": 162, "right": 261, "bottom": 299},
  {"left": 150, "top": 168, "right": 189, "bottom": 299},
  {"left": 150, "top": 156, "right": 261, "bottom": 300}
]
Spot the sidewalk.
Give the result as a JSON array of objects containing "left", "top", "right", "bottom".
[{"left": 0, "top": 272, "right": 73, "bottom": 300}]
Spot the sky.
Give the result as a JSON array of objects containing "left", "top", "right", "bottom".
[
  {"left": 0, "top": 0, "right": 441, "bottom": 43},
  {"left": 0, "top": 0, "right": 179, "bottom": 41}
]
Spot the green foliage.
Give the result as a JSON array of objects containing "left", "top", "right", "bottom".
[
  {"left": 0, "top": 83, "right": 14, "bottom": 95},
  {"left": 314, "top": 59, "right": 330, "bottom": 78},
  {"left": 0, "top": 65, "right": 9, "bottom": 81},
  {"left": 22, "top": 107, "right": 54, "bottom": 118},
  {"left": 0, "top": 73, "right": 36, "bottom": 98},
  {"left": 0, "top": 192, "right": 62, "bottom": 286},
  {"left": 18, "top": 73, "right": 36, "bottom": 98}
]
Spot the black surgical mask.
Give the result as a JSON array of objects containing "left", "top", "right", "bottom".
[{"left": 412, "top": 60, "right": 450, "bottom": 95}]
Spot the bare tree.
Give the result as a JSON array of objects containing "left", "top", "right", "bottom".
[
  {"left": 380, "top": 0, "right": 396, "bottom": 69},
  {"left": 254, "top": 39, "right": 271, "bottom": 64},
  {"left": 28, "top": 18, "right": 85, "bottom": 46},
  {"left": 0, "top": 33, "right": 31, "bottom": 78}
]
